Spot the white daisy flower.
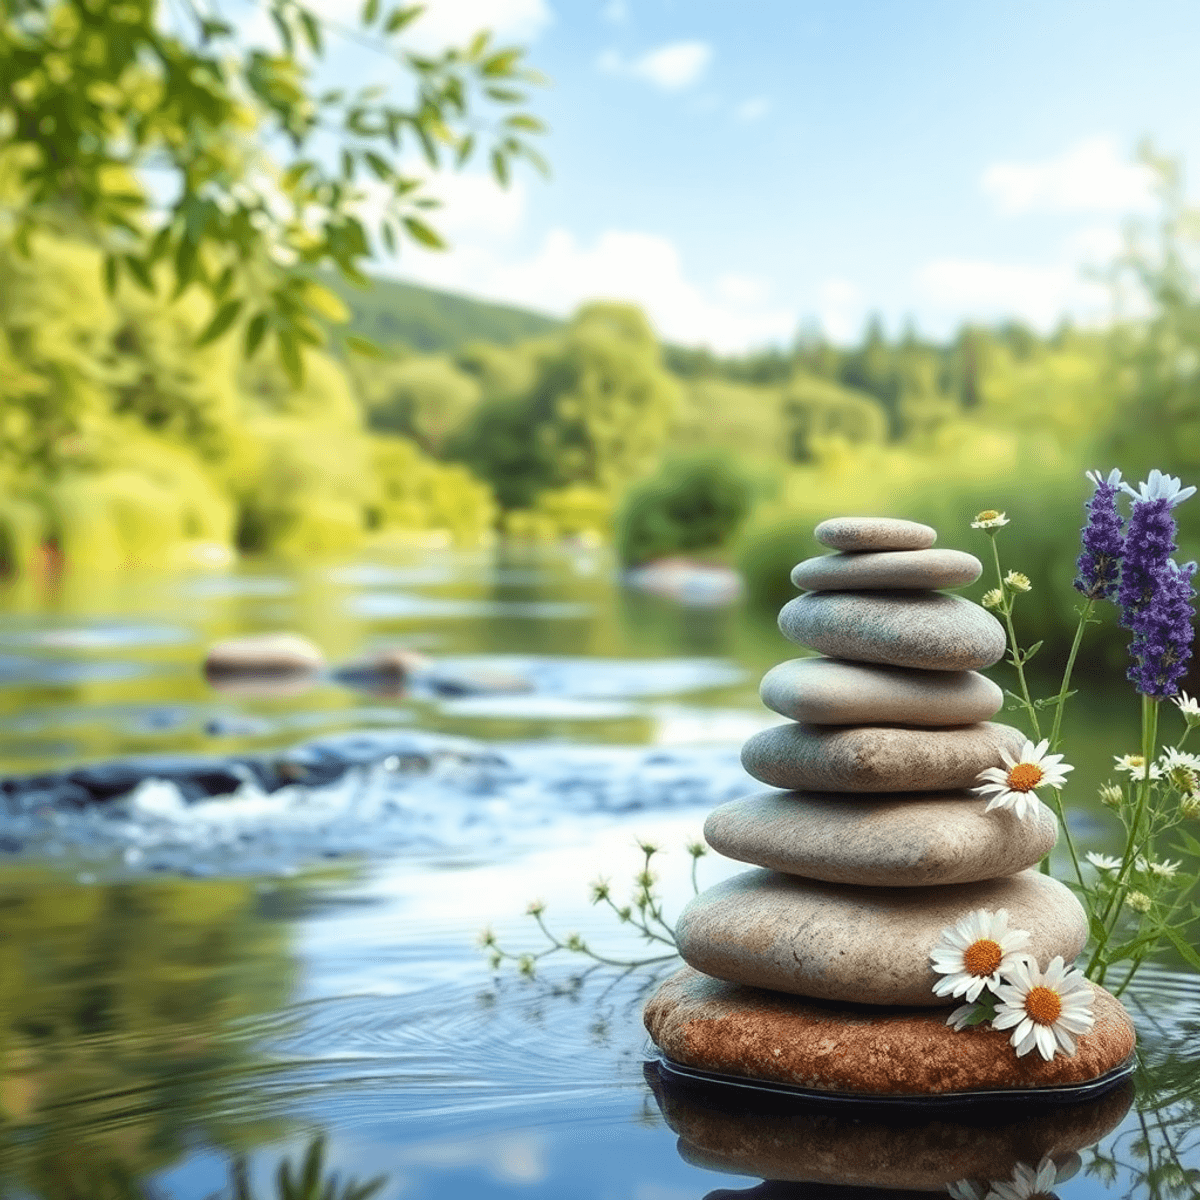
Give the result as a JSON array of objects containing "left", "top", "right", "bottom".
[
  {"left": 930, "top": 908, "right": 1032, "bottom": 1002},
  {"left": 985, "top": 1156, "right": 1065, "bottom": 1200},
  {"left": 946, "top": 1002, "right": 980, "bottom": 1031},
  {"left": 1173, "top": 690, "right": 1200, "bottom": 722},
  {"left": 1113, "top": 753, "right": 1162, "bottom": 780},
  {"left": 971, "top": 510, "right": 1010, "bottom": 529},
  {"left": 1120, "top": 468, "right": 1197, "bottom": 509},
  {"left": 1148, "top": 858, "right": 1181, "bottom": 879},
  {"left": 1085, "top": 851, "right": 1122, "bottom": 871},
  {"left": 992, "top": 955, "right": 1095, "bottom": 1061},
  {"left": 947, "top": 1181, "right": 987, "bottom": 1200},
  {"left": 975, "top": 738, "right": 1073, "bottom": 820},
  {"left": 1004, "top": 570, "right": 1032, "bottom": 592}
]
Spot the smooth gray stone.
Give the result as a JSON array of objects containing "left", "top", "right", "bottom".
[
  {"left": 704, "top": 789, "right": 1057, "bottom": 886},
  {"left": 675, "top": 868, "right": 1087, "bottom": 1006},
  {"left": 741, "top": 721, "right": 1025, "bottom": 792},
  {"left": 791, "top": 549, "right": 982, "bottom": 592},
  {"left": 779, "top": 591, "right": 1006, "bottom": 671},
  {"left": 759, "top": 657, "right": 1003, "bottom": 727},
  {"left": 814, "top": 517, "right": 936, "bottom": 552}
]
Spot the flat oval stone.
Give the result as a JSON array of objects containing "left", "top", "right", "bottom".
[
  {"left": 646, "top": 966, "right": 1135, "bottom": 1100},
  {"left": 741, "top": 721, "right": 1025, "bottom": 792},
  {"left": 791, "top": 548, "right": 982, "bottom": 592},
  {"left": 675, "top": 868, "right": 1088, "bottom": 1006},
  {"left": 779, "top": 591, "right": 1006, "bottom": 670},
  {"left": 815, "top": 516, "right": 936, "bottom": 552},
  {"left": 760, "top": 657, "right": 1003, "bottom": 726},
  {"left": 705, "top": 789, "right": 1056, "bottom": 886}
]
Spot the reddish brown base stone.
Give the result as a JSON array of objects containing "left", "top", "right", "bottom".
[{"left": 644, "top": 966, "right": 1135, "bottom": 1097}]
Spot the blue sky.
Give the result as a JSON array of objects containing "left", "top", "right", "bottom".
[{"left": 340, "top": 0, "right": 1200, "bottom": 351}]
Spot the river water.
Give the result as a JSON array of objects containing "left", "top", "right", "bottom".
[{"left": 0, "top": 546, "right": 1196, "bottom": 1199}]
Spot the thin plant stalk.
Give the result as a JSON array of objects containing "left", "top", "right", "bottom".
[
  {"left": 989, "top": 536, "right": 1041, "bottom": 739},
  {"left": 1047, "top": 600, "right": 1095, "bottom": 752}
]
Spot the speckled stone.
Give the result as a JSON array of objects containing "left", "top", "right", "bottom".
[
  {"left": 759, "top": 657, "right": 1003, "bottom": 726},
  {"left": 704, "top": 789, "right": 1056, "bottom": 887},
  {"left": 791, "top": 548, "right": 982, "bottom": 592},
  {"left": 779, "top": 591, "right": 1007, "bottom": 671},
  {"left": 814, "top": 516, "right": 937, "bottom": 552},
  {"left": 646, "top": 1051, "right": 1133, "bottom": 1189},
  {"left": 645, "top": 966, "right": 1135, "bottom": 1099},
  {"left": 740, "top": 720, "right": 1025, "bottom": 793},
  {"left": 674, "top": 868, "right": 1087, "bottom": 1006}
]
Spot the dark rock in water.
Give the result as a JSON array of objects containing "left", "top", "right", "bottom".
[
  {"left": 332, "top": 648, "right": 431, "bottom": 695},
  {"left": 426, "top": 670, "right": 532, "bottom": 697},
  {"left": 645, "top": 965, "right": 1136, "bottom": 1098},
  {"left": 0, "top": 835, "right": 22, "bottom": 853},
  {"left": 65, "top": 756, "right": 257, "bottom": 802}
]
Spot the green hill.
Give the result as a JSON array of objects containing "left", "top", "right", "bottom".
[{"left": 332, "top": 275, "right": 561, "bottom": 354}]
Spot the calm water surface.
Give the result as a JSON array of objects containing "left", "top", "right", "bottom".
[{"left": 0, "top": 547, "right": 1195, "bottom": 1199}]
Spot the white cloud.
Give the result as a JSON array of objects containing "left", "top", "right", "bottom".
[
  {"left": 403, "top": 0, "right": 553, "bottom": 51},
  {"left": 389, "top": 226, "right": 796, "bottom": 352},
  {"left": 599, "top": 40, "right": 713, "bottom": 91},
  {"left": 601, "top": 0, "right": 628, "bottom": 23},
  {"left": 817, "top": 278, "right": 867, "bottom": 343},
  {"left": 735, "top": 96, "right": 771, "bottom": 123},
  {"left": 915, "top": 258, "right": 1110, "bottom": 332},
  {"left": 982, "top": 136, "right": 1156, "bottom": 216}
]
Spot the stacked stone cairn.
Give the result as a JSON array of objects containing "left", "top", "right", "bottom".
[{"left": 645, "top": 516, "right": 1135, "bottom": 1097}]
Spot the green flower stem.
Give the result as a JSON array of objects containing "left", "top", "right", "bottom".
[
  {"left": 1045, "top": 786, "right": 1087, "bottom": 894},
  {"left": 1087, "top": 694, "right": 1160, "bottom": 981},
  {"left": 1047, "top": 600, "right": 1095, "bottom": 752},
  {"left": 989, "top": 536, "right": 1041, "bottom": 739}
]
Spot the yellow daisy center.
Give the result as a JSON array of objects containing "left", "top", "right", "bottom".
[
  {"left": 1025, "top": 985, "right": 1063, "bottom": 1025},
  {"left": 1006, "top": 762, "right": 1044, "bottom": 792},
  {"left": 963, "top": 938, "right": 1003, "bottom": 976},
  {"left": 978, "top": 510, "right": 1001, "bottom": 521}
]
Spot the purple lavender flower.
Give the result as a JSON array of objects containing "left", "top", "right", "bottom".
[
  {"left": 1074, "top": 468, "right": 1125, "bottom": 600},
  {"left": 1118, "top": 470, "right": 1198, "bottom": 698},
  {"left": 1127, "top": 558, "right": 1197, "bottom": 698}
]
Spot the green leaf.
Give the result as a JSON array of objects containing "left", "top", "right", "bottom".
[
  {"left": 123, "top": 255, "right": 155, "bottom": 294},
  {"left": 1022, "top": 640, "right": 1044, "bottom": 662},
  {"left": 173, "top": 238, "right": 198, "bottom": 297},
  {"left": 282, "top": 160, "right": 314, "bottom": 190},
  {"left": 342, "top": 148, "right": 356, "bottom": 180},
  {"left": 301, "top": 281, "right": 350, "bottom": 322},
  {"left": 103, "top": 254, "right": 119, "bottom": 297},
  {"left": 1165, "top": 927, "right": 1200, "bottom": 971},
  {"left": 213, "top": 266, "right": 236, "bottom": 299},
  {"left": 385, "top": 5, "right": 423, "bottom": 33},
  {"left": 196, "top": 299, "right": 243, "bottom": 347},
  {"left": 278, "top": 328, "right": 304, "bottom": 389},
  {"left": 481, "top": 49, "right": 521, "bottom": 77},
  {"left": 505, "top": 113, "right": 546, "bottom": 133},
  {"left": 364, "top": 152, "right": 393, "bottom": 181},
  {"left": 362, "top": 0, "right": 380, "bottom": 23},
  {"left": 270, "top": 8, "right": 295, "bottom": 55},
  {"left": 346, "top": 334, "right": 385, "bottom": 358},
  {"left": 244, "top": 311, "right": 270, "bottom": 358},
  {"left": 402, "top": 216, "right": 445, "bottom": 249},
  {"left": 381, "top": 221, "right": 396, "bottom": 254},
  {"left": 299, "top": 9, "right": 323, "bottom": 54},
  {"left": 485, "top": 86, "right": 524, "bottom": 103},
  {"left": 455, "top": 133, "right": 475, "bottom": 167},
  {"left": 491, "top": 148, "right": 510, "bottom": 186}
]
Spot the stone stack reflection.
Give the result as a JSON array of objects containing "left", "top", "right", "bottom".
[{"left": 644, "top": 516, "right": 1135, "bottom": 1096}]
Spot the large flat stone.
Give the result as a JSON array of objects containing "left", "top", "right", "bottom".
[
  {"left": 704, "top": 789, "right": 1056, "bottom": 886},
  {"left": 815, "top": 517, "right": 937, "bottom": 552},
  {"left": 759, "top": 657, "right": 1003, "bottom": 726},
  {"left": 791, "top": 548, "right": 982, "bottom": 592},
  {"left": 741, "top": 721, "right": 1025, "bottom": 792},
  {"left": 675, "top": 868, "right": 1087, "bottom": 1006},
  {"left": 645, "top": 966, "right": 1135, "bottom": 1099},
  {"left": 779, "top": 591, "right": 1006, "bottom": 671}
]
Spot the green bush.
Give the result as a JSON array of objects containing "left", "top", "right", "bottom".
[{"left": 615, "top": 452, "right": 757, "bottom": 567}]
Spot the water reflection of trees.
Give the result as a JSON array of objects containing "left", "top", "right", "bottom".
[{"left": 0, "top": 868, "right": 302, "bottom": 1198}]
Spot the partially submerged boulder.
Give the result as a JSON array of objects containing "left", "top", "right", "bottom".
[{"left": 204, "top": 633, "right": 324, "bottom": 678}]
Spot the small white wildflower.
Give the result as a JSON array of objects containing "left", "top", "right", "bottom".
[
  {"left": 930, "top": 908, "right": 1032, "bottom": 1002},
  {"left": 1098, "top": 782, "right": 1123, "bottom": 808},
  {"left": 1148, "top": 858, "right": 1181, "bottom": 879},
  {"left": 1086, "top": 467, "right": 1124, "bottom": 490},
  {"left": 1126, "top": 890, "right": 1152, "bottom": 914},
  {"left": 1004, "top": 570, "right": 1032, "bottom": 592},
  {"left": 1173, "top": 690, "right": 1200, "bottom": 723},
  {"left": 1113, "top": 754, "right": 1162, "bottom": 780},
  {"left": 971, "top": 510, "right": 1010, "bottom": 530},
  {"left": 1085, "top": 852, "right": 1122, "bottom": 871},
  {"left": 975, "top": 738, "right": 1074, "bottom": 821},
  {"left": 992, "top": 956, "right": 1095, "bottom": 1061},
  {"left": 981, "top": 588, "right": 1004, "bottom": 610}
]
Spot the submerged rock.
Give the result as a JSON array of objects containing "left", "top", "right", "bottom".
[{"left": 204, "top": 633, "right": 324, "bottom": 677}]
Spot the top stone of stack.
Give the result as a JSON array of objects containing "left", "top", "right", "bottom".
[{"left": 814, "top": 516, "right": 936, "bottom": 552}]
